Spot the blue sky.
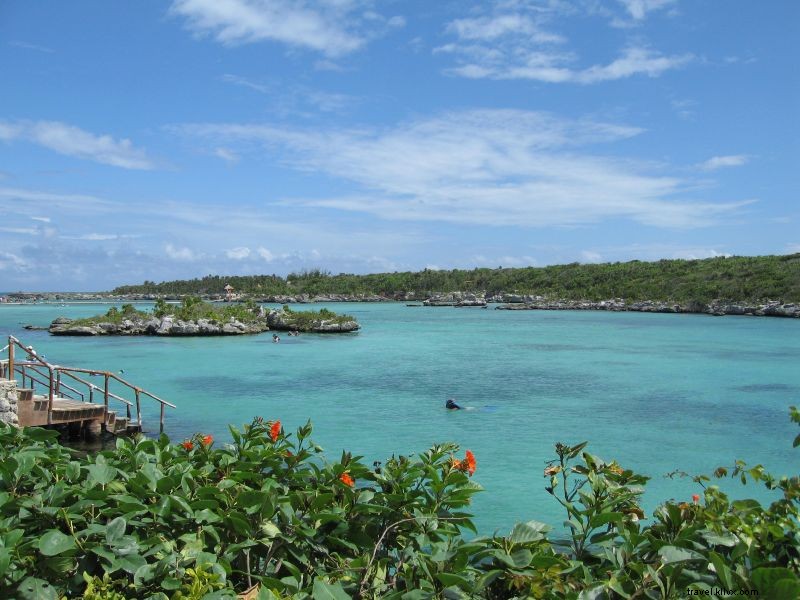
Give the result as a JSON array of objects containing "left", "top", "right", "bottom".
[{"left": 1, "top": 0, "right": 798, "bottom": 291}]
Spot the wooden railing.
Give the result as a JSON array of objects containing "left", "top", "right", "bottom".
[{"left": 5, "top": 335, "right": 175, "bottom": 431}]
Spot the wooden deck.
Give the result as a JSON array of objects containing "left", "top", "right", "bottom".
[
  {"left": 16, "top": 390, "right": 138, "bottom": 434},
  {"left": 5, "top": 335, "right": 173, "bottom": 436}
]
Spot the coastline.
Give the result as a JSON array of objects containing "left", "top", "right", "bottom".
[{"left": 2, "top": 292, "right": 799, "bottom": 318}]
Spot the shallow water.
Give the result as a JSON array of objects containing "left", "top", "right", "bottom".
[{"left": 2, "top": 302, "right": 798, "bottom": 534}]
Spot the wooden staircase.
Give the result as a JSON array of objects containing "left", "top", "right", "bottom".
[
  {"left": 104, "top": 409, "right": 141, "bottom": 435},
  {"left": 5, "top": 335, "right": 175, "bottom": 435}
]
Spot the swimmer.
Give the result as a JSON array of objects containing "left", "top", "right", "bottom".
[
  {"left": 272, "top": 334, "right": 280, "bottom": 343},
  {"left": 445, "top": 398, "right": 462, "bottom": 410}
]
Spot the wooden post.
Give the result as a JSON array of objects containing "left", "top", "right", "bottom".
[
  {"left": 89, "top": 386, "right": 94, "bottom": 404},
  {"left": 160, "top": 403, "right": 165, "bottom": 433},
  {"left": 21, "top": 365, "right": 26, "bottom": 388},
  {"left": 47, "top": 367, "right": 55, "bottom": 425},
  {"left": 56, "top": 371, "right": 62, "bottom": 396},
  {"left": 103, "top": 374, "right": 109, "bottom": 430},
  {"left": 135, "top": 389, "right": 141, "bottom": 429},
  {"left": 7, "top": 340, "right": 14, "bottom": 382}
]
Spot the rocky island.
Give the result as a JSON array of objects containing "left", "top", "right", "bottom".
[{"left": 47, "top": 298, "right": 359, "bottom": 336}]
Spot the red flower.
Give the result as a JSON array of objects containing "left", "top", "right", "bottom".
[
  {"left": 201, "top": 434, "right": 213, "bottom": 447},
  {"left": 692, "top": 493, "right": 700, "bottom": 504},
  {"left": 181, "top": 440, "right": 194, "bottom": 451},
  {"left": 339, "top": 472, "right": 354, "bottom": 487},
  {"left": 465, "top": 450, "right": 476, "bottom": 476},
  {"left": 450, "top": 450, "right": 477, "bottom": 477},
  {"left": 270, "top": 420, "right": 281, "bottom": 442}
]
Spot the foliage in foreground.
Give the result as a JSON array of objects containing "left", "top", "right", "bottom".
[
  {"left": 112, "top": 254, "right": 800, "bottom": 303},
  {"left": 0, "top": 410, "right": 798, "bottom": 599}
]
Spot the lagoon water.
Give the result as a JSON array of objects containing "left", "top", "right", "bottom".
[{"left": 1, "top": 302, "right": 798, "bottom": 534}]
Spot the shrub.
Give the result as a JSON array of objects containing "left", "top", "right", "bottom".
[{"left": 0, "top": 410, "right": 798, "bottom": 598}]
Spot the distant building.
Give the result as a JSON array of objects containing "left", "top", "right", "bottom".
[{"left": 224, "top": 284, "right": 235, "bottom": 301}]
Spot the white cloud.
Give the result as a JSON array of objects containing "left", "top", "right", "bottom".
[
  {"left": 214, "top": 147, "right": 239, "bottom": 162},
  {"left": 61, "top": 233, "right": 130, "bottom": 241},
  {"left": 0, "top": 120, "right": 155, "bottom": 170},
  {"left": 8, "top": 40, "right": 54, "bottom": 53},
  {"left": 0, "top": 251, "right": 28, "bottom": 271},
  {"left": 438, "top": 3, "right": 691, "bottom": 83},
  {"left": 221, "top": 73, "right": 270, "bottom": 94},
  {"left": 31, "top": 216, "right": 51, "bottom": 223},
  {"left": 580, "top": 250, "right": 604, "bottom": 263},
  {"left": 698, "top": 155, "right": 749, "bottom": 171},
  {"left": 165, "top": 244, "right": 197, "bottom": 261},
  {"left": 257, "top": 247, "right": 275, "bottom": 261},
  {"left": 170, "top": 0, "right": 370, "bottom": 57},
  {"left": 446, "top": 14, "right": 566, "bottom": 44},
  {"left": 226, "top": 246, "right": 251, "bottom": 259},
  {"left": 617, "top": 0, "right": 676, "bottom": 21},
  {"left": 0, "top": 226, "right": 38, "bottom": 235},
  {"left": 177, "top": 109, "right": 751, "bottom": 229}
]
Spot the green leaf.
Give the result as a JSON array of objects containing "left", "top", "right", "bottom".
[
  {"left": 658, "top": 545, "right": 702, "bottom": 564},
  {"left": 312, "top": 578, "right": 352, "bottom": 600},
  {"left": 752, "top": 567, "right": 800, "bottom": 597},
  {"left": 509, "top": 520, "right": 550, "bottom": 543},
  {"left": 436, "top": 572, "right": 471, "bottom": 589},
  {"left": 0, "top": 548, "right": 9, "bottom": 577},
  {"left": 43, "top": 555, "right": 75, "bottom": 576},
  {"left": 106, "top": 516, "right": 126, "bottom": 545},
  {"left": 23, "top": 427, "right": 60, "bottom": 442},
  {"left": 589, "top": 511, "right": 624, "bottom": 529},
  {"left": 16, "top": 577, "right": 58, "bottom": 600},
  {"left": 86, "top": 462, "right": 117, "bottom": 486},
  {"left": 709, "top": 551, "right": 734, "bottom": 589},
  {"left": 38, "top": 530, "right": 75, "bottom": 556}
]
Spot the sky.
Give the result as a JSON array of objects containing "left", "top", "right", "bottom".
[{"left": 0, "top": 0, "right": 798, "bottom": 291}]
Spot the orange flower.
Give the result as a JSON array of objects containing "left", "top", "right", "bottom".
[
  {"left": 181, "top": 440, "right": 194, "bottom": 451},
  {"left": 692, "top": 493, "right": 700, "bottom": 504},
  {"left": 270, "top": 420, "right": 281, "bottom": 442},
  {"left": 201, "top": 434, "right": 213, "bottom": 447},
  {"left": 465, "top": 450, "right": 476, "bottom": 476},
  {"left": 339, "top": 472, "right": 354, "bottom": 487},
  {"left": 451, "top": 458, "right": 463, "bottom": 470}
]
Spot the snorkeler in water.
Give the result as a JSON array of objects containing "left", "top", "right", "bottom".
[{"left": 445, "top": 398, "right": 462, "bottom": 410}]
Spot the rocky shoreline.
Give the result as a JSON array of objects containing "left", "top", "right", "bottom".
[
  {"left": 47, "top": 308, "right": 361, "bottom": 336},
  {"left": 420, "top": 292, "right": 800, "bottom": 317},
  {"left": 492, "top": 298, "right": 800, "bottom": 317},
  {"left": 7, "top": 291, "right": 799, "bottom": 319},
  {"left": 48, "top": 315, "right": 269, "bottom": 336}
]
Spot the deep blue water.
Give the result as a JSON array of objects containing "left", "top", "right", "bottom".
[{"left": 2, "top": 302, "right": 798, "bottom": 534}]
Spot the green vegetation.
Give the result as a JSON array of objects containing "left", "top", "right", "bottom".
[
  {"left": 71, "top": 297, "right": 264, "bottom": 327},
  {"left": 275, "top": 305, "right": 356, "bottom": 329},
  {"left": 1, "top": 410, "right": 798, "bottom": 598},
  {"left": 112, "top": 254, "right": 800, "bottom": 303}
]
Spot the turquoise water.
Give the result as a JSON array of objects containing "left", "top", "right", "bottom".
[{"left": 2, "top": 302, "right": 799, "bottom": 534}]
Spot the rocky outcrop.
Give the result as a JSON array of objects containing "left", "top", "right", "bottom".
[
  {"left": 49, "top": 316, "right": 269, "bottom": 336},
  {"left": 0, "top": 379, "right": 19, "bottom": 426},
  {"left": 266, "top": 309, "right": 360, "bottom": 333},
  {"left": 423, "top": 292, "right": 487, "bottom": 307},
  {"left": 255, "top": 294, "right": 389, "bottom": 304},
  {"left": 493, "top": 299, "right": 800, "bottom": 317}
]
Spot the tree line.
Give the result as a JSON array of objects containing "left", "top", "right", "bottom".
[{"left": 112, "top": 254, "right": 800, "bottom": 303}]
